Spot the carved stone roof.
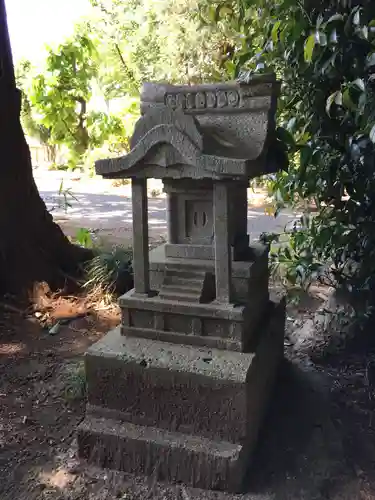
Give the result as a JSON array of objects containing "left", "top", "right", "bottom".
[{"left": 96, "top": 75, "right": 283, "bottom": 180}]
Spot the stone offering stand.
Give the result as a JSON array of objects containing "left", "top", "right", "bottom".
[{"left": 78, "top": 74, "right": 286, "bottom": 493}]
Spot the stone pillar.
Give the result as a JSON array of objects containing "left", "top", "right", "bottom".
[
  {"left": 230, "top": 181, "right": 249, "bottom": 259},
  {"left": 166, "top": 193, "right": 176, "bottom": 244},
  {"left": 163, "top": 180, "right": 178, "bottom": 244},
  {"left": 132, "top": 178, "right": 150, "bottom": 294},
  {"left": 213, "top": 181, "right": 233, "bottom": 303}
]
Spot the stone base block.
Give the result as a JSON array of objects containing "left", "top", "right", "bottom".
[
  {"left": 78, "top": 296, "right": 285, "bottom": 493},
  {"left": 84, "top": 326, "right": 255, "bottom": 443},
  {"left": 78, "top": 418, "right": 245, "bottom": 492},
  {"left": 120, "top": 288, "right": 269, "bottom": 352}
]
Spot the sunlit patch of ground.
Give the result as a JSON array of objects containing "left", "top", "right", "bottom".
[{"left": 0, "top": 342, "right": 26, "bottom": 355}]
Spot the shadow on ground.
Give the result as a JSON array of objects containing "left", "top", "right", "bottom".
[
  {"left": 246, "top": 361, "right": 343, "bottom": 499},
  {"left": 245, "top": 354, "right": 375, "bottom": 500}
]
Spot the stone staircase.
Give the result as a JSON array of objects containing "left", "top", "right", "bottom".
[{"left": 158, "top": 264, "right": 215, "bottom": 303}]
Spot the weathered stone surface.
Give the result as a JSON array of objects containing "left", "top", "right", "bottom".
[
  {"left": 78, "top": 418, "right": 245, "bottom": 492},
  {"left": 95, "top": 76, "right": 282, "bottom": 180},
  {"left": 84, "top": 326, "right": 254, "bottom": 443},
  {"left": 120, "top": 300, "right": 269, "bottom": 351},
  {"left": 85, "top": 298, "right": 284, "bottom": 442},
  {"left": 131, "top": 178, "right": 150, "bottom": 295},
  {"left": 162, "top": 178, "right": 249, "bottom": 262},
  {"left": 130, "top": 107, "right": 203, "bottom": 151},
  {"left": 140, "top": 78, "right": 279, "bottom": 163},
  {"left": 119, "top": 286, "right": 269, "bottom": 352},
  {"left": 78, "top": 296, "right": 285, "bottom": 492},
  {"left": 157, "top": 264, "right": 216, "bottom": 304},
  {"left": 148, "top": 244, "right": 269, "bottom": 304},
  {"left": 122, "top": 326, "right": 243, "bottom": 351},
  {"left": 121, "top": 241, "right": 270, "bottom": 353},
  {"left": 213, "top": 181, "right": 233, "bottom": 303}
]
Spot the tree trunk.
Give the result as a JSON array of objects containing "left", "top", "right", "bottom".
[
  {"left": 77, "top": 97, "right": 89, "bottom": 154},
  {"left": 0, "top": 0, "right": 91, "bottom": 296}
]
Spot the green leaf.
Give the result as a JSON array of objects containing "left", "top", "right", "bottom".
[
  {"left": 316, "top": 32, "right": 327, "bottom": 46},
  {"left": 326, "top": 14, "right": 344, "bottom": 24},
  {"left": 320, "top": 52, "right": 337, "bottom": 75},
  {"left": 329, "top": 29, "right": 338, "bottom": 44},
  {"left": 236, "top": 50, "right": 253, "bottom": 67},
  {"left": 366, "top": 52, "right": 375, "bottom": 67},
  {"left": 284, "top": 246, "right": 292, "bottom": 260},
  {"left": 286, "top": 117, "right": 297, "bottom": 131},
  {"left": 326, "top": 90, "right": 342, "bottom": 115},
  {"left": 342, "top": 88, "right": 356, "bottom": 111},
  {"left": 214, "top": 3, "right": 233, "bottom": 22},
  {"left": 276, "top": 126, "right": 295, "bottom": 147},
  {"left": 271, "top": 20, "right": 281, "bottom": 43},
  {"left": 304, "top": 34, "right": 316, "bottom": 63},
  {"left": 220, "top": 6, "right": 233, "bottom": 16},
  {"left": 353, "top": 78, "right": 365, "bottom": 92},
  {"left": 353, "top": 8, "right": 361, "bottom": 26},
  {"left": 356, "top": 26, "right": 368, "bottom": 40},
  {"left": 370, "top": 124, "right": 375, "bottom": 144},
  {"left": 208, "top": 5, "right": 217, "bottom": 23},
  {"left": 300, "top": 145, "right": 313, "bottom": 169},
  {"left": 224, "top": 60, "right": 236, "bottom": 78}
]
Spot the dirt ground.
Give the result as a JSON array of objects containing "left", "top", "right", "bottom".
[{"left": 1, "top": 287, "right": 375, "bottom": 500}]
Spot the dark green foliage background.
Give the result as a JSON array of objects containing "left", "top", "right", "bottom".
[{"left": 200, "top": 0, "right": 375, "bottom": 317}]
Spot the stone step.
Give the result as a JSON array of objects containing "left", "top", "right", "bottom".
[
  {"left": 160, "top": 284, "right": 202, "bottom": 296},
  {"left": 124, "top": 325, "right": 242, "bottom": 351},
  {"left": 163, "top": 276, "right": 203, "bottom": 290},
  {"left": 158, "top": 289, "right": 202, "bottom": 303},
  {"left": 164, "top": 267, "right": 206, "bottom": 280},
  {"left": 161, "top": 265, "right": 214, "bottom": 303},
  {"left": 78, "top": 417, "right": 245, "bottom": 493}
]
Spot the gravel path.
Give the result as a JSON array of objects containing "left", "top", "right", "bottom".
[{"left": 34, "top": 169, "right": 297, "bottom": 245}]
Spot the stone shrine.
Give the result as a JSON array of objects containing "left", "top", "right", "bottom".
[{"left": 78, "top": 75, "right": 286, "bottom": 493}]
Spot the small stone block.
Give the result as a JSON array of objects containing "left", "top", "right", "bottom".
[
  {"left": 153, "top": 313, "right": 164, "bottom": 330},
  {"left": 122, "top": 308, "right": 130, "bottom": 327},
  {"left": 191, "top": 317, "right": 202, "bottom": 335}
]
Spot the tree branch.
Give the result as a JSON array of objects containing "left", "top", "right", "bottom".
[{"left": 113, "top": 43, "right": 139, "bottom": 95}]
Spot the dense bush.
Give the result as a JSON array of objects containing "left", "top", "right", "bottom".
[{"left": 200, "top": 0, "right": 375, "bottom": 318}]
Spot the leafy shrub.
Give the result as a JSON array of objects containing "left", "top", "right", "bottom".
[
  {"left": 84, "top": 246, "right": 133, "bottom": 296},
  {"left": 75, "top": 228, "right": 94, "bottom": 249},
  {"left": 201, "top": 0, "right": 375, "bottom": 321},
  {"left": 63, "top": 361, "right": 87, "bottom": 402}
]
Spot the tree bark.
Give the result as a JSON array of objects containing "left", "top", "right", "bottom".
[{"left": 0, "top": 0, "right": 91, "bottom": 296}]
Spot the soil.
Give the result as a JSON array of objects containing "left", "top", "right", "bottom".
[{"left": 1, "top": 287, "right": 375, "bottom": 500}]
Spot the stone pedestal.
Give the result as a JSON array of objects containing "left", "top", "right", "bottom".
[
  {"left": 78, "top": 75, "right": 286, "bottom": 493},
  {"left": 78, "top": 296, "right": 285, "bottom": 492}
]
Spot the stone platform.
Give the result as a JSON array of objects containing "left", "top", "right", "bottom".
[
  {"left": 119, "top": 243, "right": 270, "bottom": 353},
  {"left": 77, "top": 296, "right": 285, "bottom": 493}
]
